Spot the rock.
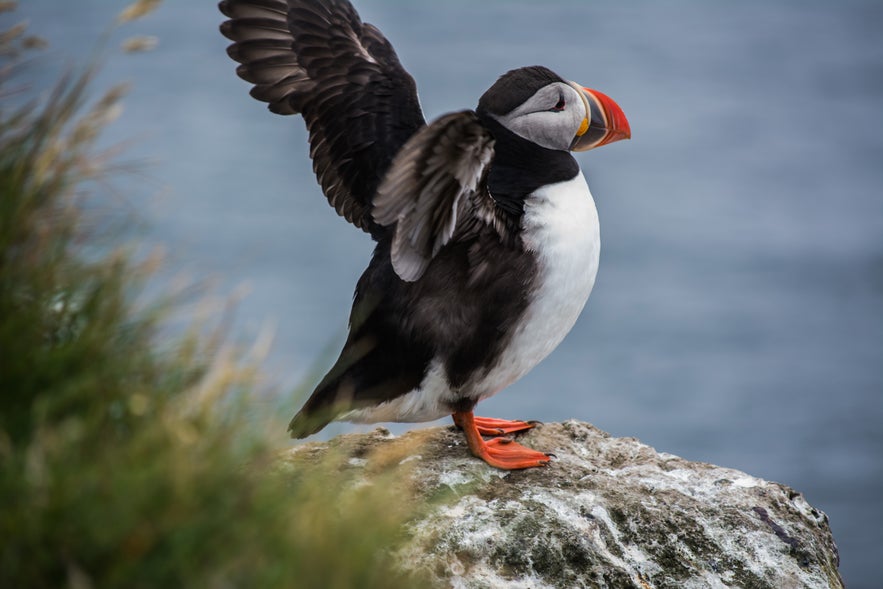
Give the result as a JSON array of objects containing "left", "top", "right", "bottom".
[{"left": 285, "top": 420, "right": 843, "bottom": 589}]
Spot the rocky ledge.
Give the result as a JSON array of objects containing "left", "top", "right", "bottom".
[{"left": 285, "top": 420, "right": 843, "bottom": 589}]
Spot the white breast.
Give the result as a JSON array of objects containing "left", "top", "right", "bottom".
[
  {"left": 471, "top": 170, "right": 600, "bottom": 400},
  {"left": 342, "top": 171, "right": 600, "bottom": 424}
]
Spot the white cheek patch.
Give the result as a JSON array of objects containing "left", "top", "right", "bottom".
[
  {"left": 506, "top": 111, "right": 569, "bottom": 150},
  {"left": 493, "top": 83, "right": 585, "bottom": 151}
]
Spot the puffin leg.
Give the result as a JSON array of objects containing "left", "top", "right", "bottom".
[
  {"left": 452, "top": 411, "right": 551, "bottom": 470},
  {"left": 452, "top": 414, "right": 539, "bottom": 436}
]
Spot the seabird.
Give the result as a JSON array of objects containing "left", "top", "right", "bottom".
[{"left": 219, "top": 0, "right": 630, "bottom": 469}]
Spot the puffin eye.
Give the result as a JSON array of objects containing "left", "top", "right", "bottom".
[{"left": 550, "top": 97, "right": 566, "bottom": 112}]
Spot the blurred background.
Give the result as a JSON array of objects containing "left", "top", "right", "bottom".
[{"left": 17, "top": 1, "right": 881, "bottom": 586}]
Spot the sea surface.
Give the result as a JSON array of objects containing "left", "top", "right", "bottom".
[{"left": 16, "top": 1, "right": 883, "bottom": 586}]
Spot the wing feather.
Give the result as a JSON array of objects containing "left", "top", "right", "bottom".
[
  {"left": 373, "top": 111, "right": 497, "bottom": 282},
  {"left": 219, "top": 0, "right": 426, "bottom": 236}
]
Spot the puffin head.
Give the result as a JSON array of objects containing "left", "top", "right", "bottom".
[{"left": 477, "top": 66, "right": 630, "bottom": 152}]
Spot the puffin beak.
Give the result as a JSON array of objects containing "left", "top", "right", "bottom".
[{"left": 568, "top": 82, "right": 631, "bottom": 152}]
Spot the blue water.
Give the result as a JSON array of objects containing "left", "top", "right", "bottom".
[{"left": 16, "top": 1, "right": 883, "bottom": 585}]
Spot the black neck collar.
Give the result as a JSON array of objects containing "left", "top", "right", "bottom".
[{"left": 477, "top": 113, "right": 580, "bottom": 220}]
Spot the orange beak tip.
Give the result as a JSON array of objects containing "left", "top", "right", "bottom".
[{"left": 579, "top": 85, "right": 631, "bottom": 149}]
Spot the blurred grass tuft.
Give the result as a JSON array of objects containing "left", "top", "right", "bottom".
[{"left": 0, "top": 11, "right": 427, "bottom": 589}]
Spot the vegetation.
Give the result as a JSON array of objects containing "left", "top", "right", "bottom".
[{"left": 0, "top": 4, "right": 424, "bottom": 587}]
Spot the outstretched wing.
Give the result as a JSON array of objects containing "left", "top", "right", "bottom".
[
  {"left": 219, "top": 0, "right": 426, "bottom": 237},
  {"left": 372, "top": 111, "right": 498, "bottom": 281}
]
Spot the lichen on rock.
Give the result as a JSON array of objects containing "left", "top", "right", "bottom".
[{"left": 286, "top": 421, "right": 843, "bottom": 589}]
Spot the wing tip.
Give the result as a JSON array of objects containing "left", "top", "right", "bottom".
[{"left": 391, "top": 251, "right": 428, "bottom": 283}]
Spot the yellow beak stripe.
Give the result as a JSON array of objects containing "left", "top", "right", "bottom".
[{"left": 576, "top": 117, "right": 589, "bottom": 137}]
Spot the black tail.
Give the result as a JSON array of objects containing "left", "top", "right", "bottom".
[{"left": 287, "top": 406, "right": 334, "bottom": 439}]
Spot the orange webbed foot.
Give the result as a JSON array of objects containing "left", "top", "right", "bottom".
[{"left": 452, "top": 411, "right": 551, "bottom": 470}]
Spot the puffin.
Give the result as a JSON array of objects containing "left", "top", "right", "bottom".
[{"left": 219, "top": 0, "right": 630, "bottom": 469}]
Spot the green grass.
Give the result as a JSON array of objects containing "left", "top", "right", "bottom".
[{"left": 0, "top": 9, "right": 427, "bottom": 588}]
